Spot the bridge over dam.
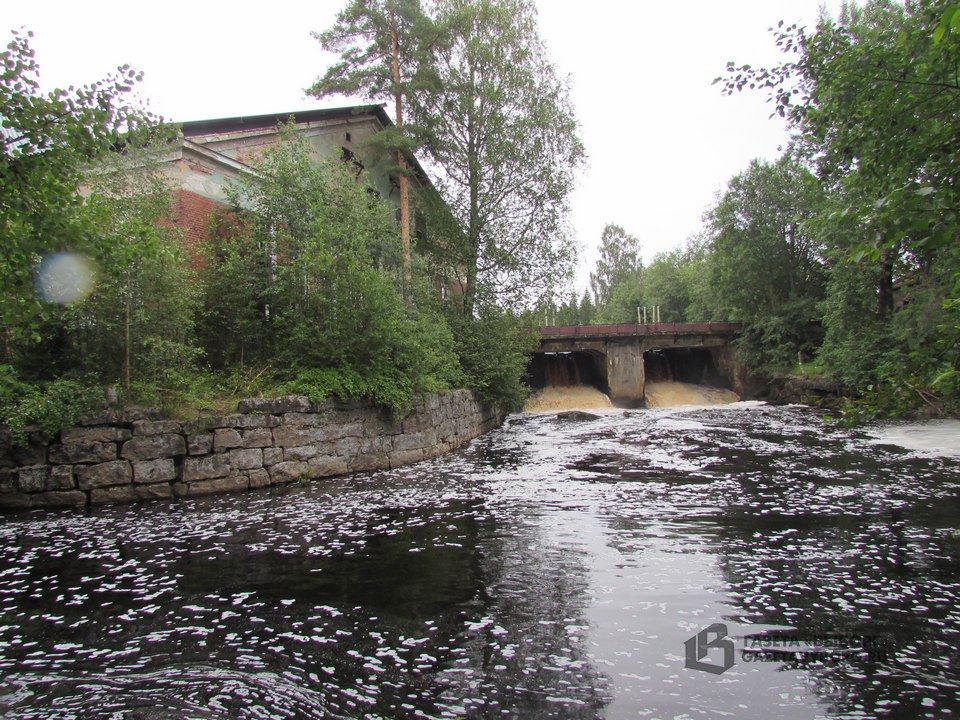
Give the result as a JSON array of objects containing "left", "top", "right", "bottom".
[{"left": 530, "top": 322, "right": 747, "bottom": 406}]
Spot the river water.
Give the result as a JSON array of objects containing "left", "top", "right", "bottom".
[{"left": 1, "top": 401, "right": 959, "bottom": 719}]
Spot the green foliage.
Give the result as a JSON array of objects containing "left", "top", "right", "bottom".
[
  {"left": 0, "top": 29, "right": 157, "bottom": 348},
  {"left": 596, "top": 271, "right": 643, "bottom": 324},
  {"left": 76, "top": 142, "right": 199, "bottom": 393},
  {"left": 717, "top": 1, "right": 960, "bottom": 414},
  {"left": 278, "top": 366, "right": 413, "bottom": 418},
  {"left": 410, "top": 0, "right": 585, "bottom": 313},
  {"left": 204, "top": 127, "right": 462, "bottom": 416},
  {"left": 196, "top": 210, "right": 272, "bottom": 370},
  {"left": 447, "top": 309, "right": 538, "bottom": 409},
  {"left": 589, "top": 224, "right": 642, "bottom": 308},
  {"left": 0, "top": 366, "right": 102, "bottom": 444},
  {"left": 704, "top": 156, "right": 826, "bottom": 372}
]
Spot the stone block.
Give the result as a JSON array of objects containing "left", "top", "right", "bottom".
[
  {"left": 268, "top": 461, "right": 315, "bottom": 485},
  {"left": 76, "top": 460, "right": 132, "bottom": 490},
  {"left": 16, "top": 466, "right": 49, "bottom": 493},
  {"left": 334, "top": 436, "right": 361, "bottom": 459},
  {"left": 182, "top": 453, "right": 233, "bottom": 481},
  {"left": 31, "top": 490, "right": 87, "bottom": 508},
  {"left": 174, "top": 475, "right": 249, "bottom": 498},
  {"left": 47, "top": 465, "right": 75, "bottom": 491},
  {"left": 227, "top": 448, "right": 262, "bottom": 471},
  {"left": 82, "top": 408, "right": 160, "bottom": 426},
  {"left": 49, "top": 442, "right": 117, "bottom": 465},
  {"left": 307, "top": 455, "right": 349, "bottom": 477},
  {"left": 132, "top": 419, "right": 183, "bottom": 436},
  {"left": 120, "top": 408, "right": 163, "bottom": 423},
  {"left": 187, "top": 433, "right": 213, "bottom": 455},
  {"left": 8, "top": 438, "right": 48, "bottom": 467},
  {"left": 213, "top": 428, "right": 243, "bottom": 450},
  {"left": 198, "top": 414, "right": 281, "bottom": 430},
  {"left": 262, "top": 447, "right": 283, "bottom": 466},
  {"left": 61, "top": 426, "right": 131, "bottom": 444},
  {"left": 283, "top": 445, "right": 321, "bottom": 461},
  {"left": 392, "top": 432, "right": 429, "bottom": 454},
  {"left": 402, "top": 413, "right": 424, "bottom": 434},
  {"left": 90, "top": 484, "right": 171, "bottom": 505},
  {"left": 79, "top": 410, "right": 121, "bottom": 426},
  {"left": 0, "top": 469, "right": 15, "bottom": 494},
  {"left": 272, "top": 425, "right": 327, "bottom": 447},
  {"left": 349, "top": 452, "right": 387, "bottom": 473},
  {"left": 238, "top": 396, "right": 312, "bottom": 414},
  {"left": 281, "top": 413, "right": 321, "bottom": 426},
  {"left": 132, "top": 458, "right": 176, "bottom": 484},
  {"left": 388, "top": 448, "right": 424, "bottom": 468},
  {"left": 340, "top": 421, "right": 366, "bottom": 439},
  {"left": 248, "top": 468, "right": 271, "bottom": 489},
  {"left": 0, "top": 493, "right": 33, "bottom": 509},
  {"left": 241, "top": 428, "right": 273, "bottom": 448},
  {"left": 121, "top": 434, "right": 186, "bottom": 461}
]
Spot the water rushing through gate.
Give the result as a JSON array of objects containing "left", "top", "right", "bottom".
[{"left": 1, "top": 403, "right": 959, "bottom": 719}]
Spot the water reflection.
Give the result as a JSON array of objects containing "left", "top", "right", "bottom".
[{"left": 0, "top": 404, "right": 959, "bottom": 719}]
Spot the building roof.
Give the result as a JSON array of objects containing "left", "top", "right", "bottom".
[
  {"left": 179, "top": 104, "right": 392, "bottom": 138},
  {"left": 178, "top": 103, "right": 431, "bottom": 183}
]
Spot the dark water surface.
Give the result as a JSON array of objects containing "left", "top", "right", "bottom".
[{"left": 1, "top": 403, "right": 959, "bottom": 719}]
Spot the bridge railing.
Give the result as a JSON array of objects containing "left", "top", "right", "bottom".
[{"left": 540, "top": 322, "right": 743, "bottom": 339}]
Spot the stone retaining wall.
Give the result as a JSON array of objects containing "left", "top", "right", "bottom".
[{"left": 0, "top": 390, "right": 502, "bottom": 510}]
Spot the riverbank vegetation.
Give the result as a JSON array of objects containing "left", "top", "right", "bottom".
[
  {"left": 0, "top": 1, "right": 579, "bottom": 436},
  {"left": 553, "top": 1, "right": 960, "bottom": 420}
]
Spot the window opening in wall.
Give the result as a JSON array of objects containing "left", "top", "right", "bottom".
[
  {"left": 340, "top": 146, "right": 364, "bottom": 177},
  {"left": 414, "top": 211, "right": 426, "bottom": 241}
]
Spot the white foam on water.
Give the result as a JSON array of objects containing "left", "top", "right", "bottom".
[
  {"left": 643, "top": 381, "right": 740, "bottom": 408},
  {"left": 866, "top": 419, "right": 960, "bottom": 458},
  {"left": 524, "top": 386, "right": 614, "bottom": 413}
]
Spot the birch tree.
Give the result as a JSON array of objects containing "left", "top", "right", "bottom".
[{"left": 414, "top": 0, "right": 584, "bottom": 314}]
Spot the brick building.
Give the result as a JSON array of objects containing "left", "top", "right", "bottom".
[{"left": 157, "top": 104, "right": 437, "bottom": 267}]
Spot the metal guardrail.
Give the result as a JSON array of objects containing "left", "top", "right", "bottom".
[{"left": 540, "top": 322, "right": 743, "bottom": 339}]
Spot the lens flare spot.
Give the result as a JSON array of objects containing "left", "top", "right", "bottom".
[{"left": 34, "top": 252, "right": 97, "bottom": 304}]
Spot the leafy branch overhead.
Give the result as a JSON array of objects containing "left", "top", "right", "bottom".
[{"left": 310, "top": 0, "right": 584, "bottom": 315}]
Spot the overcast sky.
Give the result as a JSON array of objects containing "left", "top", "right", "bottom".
[{"left": 8, "top": 0, "right": 842, "bottom": 293}]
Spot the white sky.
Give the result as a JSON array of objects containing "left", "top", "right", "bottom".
[{"left": 7, "top": 0, "right": 842, "bottom": 293}]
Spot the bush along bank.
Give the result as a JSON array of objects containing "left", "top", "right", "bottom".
[{"left": 0, "top": 390, "right": 503, "bottom": 510}]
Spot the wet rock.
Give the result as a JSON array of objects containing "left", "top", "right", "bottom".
[{"left": 556, "top": 411, "right": 601, "bottom": 421}]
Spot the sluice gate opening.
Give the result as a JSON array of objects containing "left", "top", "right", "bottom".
[
  {"left": 527, "top": 351, "right": 608, "bottom": 393},
  {"left": 524, "top": 351, "right": 613, "bottom": 412},
  {"left": 643, "top": 347, "right": 727, "bottom": 387},
  {"left": 642, "top": 347, "right": 740, "bottom": 407}
]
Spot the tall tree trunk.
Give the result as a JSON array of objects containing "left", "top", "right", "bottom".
[
  {"left": 123, "top": 288, "right": 131, "bottom": 391},
  {"left": 391, "top": 24, "right": 412, "bottom": 299}
]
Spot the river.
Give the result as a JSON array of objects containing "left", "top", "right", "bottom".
[{"left": 1, "top": 399, "right": 959, "bottom": 719}]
